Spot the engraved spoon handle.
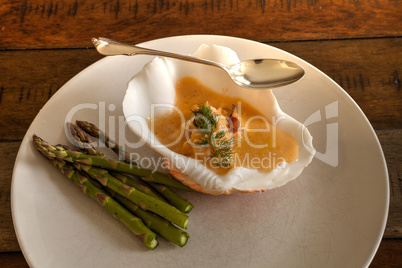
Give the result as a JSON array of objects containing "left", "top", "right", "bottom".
[{"left": 92, "top": 37, "right": 227, "bottom": 70}]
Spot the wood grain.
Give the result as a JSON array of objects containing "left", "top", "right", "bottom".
[
  {"left": 0, "top": 142, "right": 20, "bottom": 252},
  {"left": 370, "top": 239, "right": 402, "bottom": 267},
  {"left": 0, "top": 252, "right": 28, "bottom": 268},
  {"left": 0, "top": 38, "right": 400, "bottom": 142},
  {"left": 377, "top": 129, "right": 402, "bottom": 238},
  {"left": 1, "top": 0, "right": 401, "bottom": 49},
  {"left": 0, "top": 49, "right": 103, "bottom": 141}
]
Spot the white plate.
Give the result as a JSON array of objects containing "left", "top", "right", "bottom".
[{"left": 11, "top": 35, "right": 389, "bottom": 267}]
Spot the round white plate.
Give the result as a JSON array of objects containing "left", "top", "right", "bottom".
[{"left": 11, "top": 35, "right": 389, "bottom": 267}]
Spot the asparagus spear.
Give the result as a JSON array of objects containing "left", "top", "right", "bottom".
[
  {"left": 106, "top": 189, "right": 190, "bottom": 247},
  {"left": 33, "top": 137, "right": 158, "bottom": 249},
  {"left": 33, "top": 135, "right": 189, "bottom": 229},
  {"left": 112, "top": 173, "right": 193, "bottom": 213},
  {"left": 89, "top": 172, "right": 189, "bottom": 247},
  {"left": 37, "top": 135, "right": 190, "bottom": 247},
  {"left": 69, "top": 122, "right": 194, "bottom": 214},
  {"left": 66, "top": 122, "right": 102, "bottom": 156},
  {"left": 40, "top": 136, "right": 192, "bottom": 191},
  {"left": 111, "top": 172, "right": 162, "bottom": 200},
  {"left": 66, "top": 123, "right": 163, "bottom": 200},
  {"left": 75, "top": 121, "right": 194, "bottom": 193},
  {"left": 73, "top": 121, "right": 195, "bottom": 211},
  {"left": 67, "top": 123, "right": 193, "bottom": 210},
  {"left": 147, "top": 182, "right": 194, "bottom": 213},
  {"left": 76, "top": 120, "right": 131, "bottom": 163},
  {"left": 75, "top": 162, "right": 189, "bottom": 229}
]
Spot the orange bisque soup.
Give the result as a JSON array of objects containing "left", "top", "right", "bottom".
[{"left": 150, "top": 77, "right": 299, "bottom": 175}]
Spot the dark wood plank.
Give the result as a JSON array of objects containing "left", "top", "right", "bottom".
[
  {"left": 1, "top": 0, "right": 401, "bottom": 49},
  {"left": 377, "top": 129, "right": 402, "bottom": 239},
  {"left": 370, "top": 239, "right": 402, "bottom": 267},
  {"left": 0, "top": 252, "right": 28, "bottom": 268},
  {"left": 0, "top": 49, "right": 103, "bottom": 141},
  {"left": 0, "top": 142, "right": 21, "bottom": 252},
  {"left": 0, "top": 38, "right": 400, "bottom": 141}
]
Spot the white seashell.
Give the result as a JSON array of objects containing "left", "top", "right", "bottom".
[{"left": 123, "top": 44, "right": 315, "bottom": 195}]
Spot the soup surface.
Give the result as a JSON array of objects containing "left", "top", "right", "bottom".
[{"left": 150, "top": 77, "right": 298, "bottom": 174}]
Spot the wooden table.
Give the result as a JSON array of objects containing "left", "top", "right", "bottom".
[{"left": 1, "top": 0, "right": 401, "bottom": 267}]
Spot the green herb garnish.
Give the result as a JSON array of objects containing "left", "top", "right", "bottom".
[{"left": 190, "top": 104, "right": 234, "bottom": 168}]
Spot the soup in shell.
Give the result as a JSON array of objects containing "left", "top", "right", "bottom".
[{"left": 123, "top": 44, "right": 315, "bottom": 195}]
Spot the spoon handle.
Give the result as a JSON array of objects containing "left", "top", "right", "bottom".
[{"left": 92, "top": 37, "right": 225, "bottom": 70}]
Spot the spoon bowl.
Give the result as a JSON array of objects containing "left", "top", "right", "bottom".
[{"left": 92, "top": 37, "right": 305, "bottom": 89}]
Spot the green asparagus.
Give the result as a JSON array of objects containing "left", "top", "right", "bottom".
[
  {"left": 106, "top": 189, "right": 190, "bottom": 247},
  {"left": 111, "top": 172, "right": 162, "bottom": 200},
  {"left": 67, "top": 123, "right": 162, "bottom": 200},
  {"left": 66, "top": 122, "right": 102, "bottom": 156},
  {"left": 148, "top": 182, "right": 194, "bottom": 213},
  {"left": 40, "top": 137, "right": 192, "bottom": 191},
  {"left": 76, "top": 120, "right": 131, "bottom": 163},
  {"left": 67, "top": 123, "right": 193, "bottom": 212},
  {"left": 33, "top": 136, "right": 158, "bottom": 249},
  {"left": 73, "top": 121, "right": 195, "bottom": 213},
  {"left": 74, "top": 162, "right": 189, "bottom": 229},
  {"left": 34, "top": 134, "right": 189, "bottom": 229}
]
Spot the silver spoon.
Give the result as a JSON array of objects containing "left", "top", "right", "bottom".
[{"left": 92, "top": 37, "right": 305, "bottom": 89}]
